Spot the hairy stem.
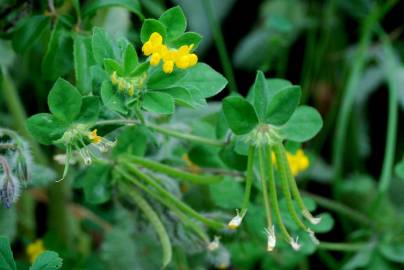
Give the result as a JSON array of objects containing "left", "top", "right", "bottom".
[
  {"left": 267, "top": 145, "right": 292, "bottom": 242},
  {"left": 258, "top": 146, "right": 272, "bottom": 228},
  {"left": 120, "top": 183, "right": 172, "bottom": 268},
  {"left": 241, "top": 146, "right": 255, "bottom": 211},
  {"left": 118, "top": 163, "right": 224, "bottom": 230},
  {"left": 126, "top": 155, "right": 223, "bottom": 184},
  {"left": 95, "top": 119, "right": 226, "bottom": 147}
]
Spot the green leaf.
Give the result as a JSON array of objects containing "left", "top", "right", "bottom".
[
  {"left": 129, "top": 62, "right": 150, "bottom": 77},
  {"left": 100, "top": 81, "right": 127, "bottom": 114},
  {"left": 42, "top": 21, "right": 73, "bottom": 80},
  {"left": 75, "top": 96, "right": 100, "bottom": 124},
  {"left": 112, "top": 126, "right": 148, "bottom": 157},
  {"left": 26, "top": 113, "right": 68, "bottom": 145},
  {"left": 394, "top": 160, "right": 404, "bottom": 180},
  {"left": 29, "top": 251, "right": 63, "bottom": 270},
  {"left": 219, "top": 143, "right": 247, "bottom": 171},
  {"left": 123, "top": 43, "right": 138, "bottom": 74},
  {"left": 92, "top": 27, "right": 115, "bottom": 64},
  {"left": 310, "top": 213, "right": 334, "bottom": 233},
  {"left": 0, "top": 236, "right": 16, "bottom": 270},
  {"left": 80, "top": 164, "right": 111, "bottom": 204},
  {"left": 103, "top": 58, "right": 124, "bottom": 75},
  {"left": 223, "top": 96, "right": 259, "bottom": 135},
  {"left": 209, "top": 178, "right": 244, "bottom": 209},
  {"left": 250, "top": 71, "right": 268, "bottom": 120},
  {"left": 188, "top": 145, "right": 223, "bottom": 168},
  {"left": 266, "top": 86, "right": 301, "bottom": 125},
  {"left": 73, "top": 34, "right": 95, "bottom": 94},
  {"left": 143, "top": 92, "right": 174, "bottom": 114},
  {"left": 278, "top": 106, "right": 323, "bottom": 142},
  {"left": 159, "top": 6, "right": 186, "bottom": 40},
  {"left": 82, "top": 0, "right": 143, "bottom": 19},
  {"left": 379, "top": 244, "right": 404, "bottom": 263},
  {"left": 12, "top": 15, "right": 50, "bottom": 53},
  {"left": 159, "top": 87, "right": 194, "bottom": 107},
  {"left": 48, "top": 78, "right": 83, "bottom": 122},
  {"left": 140, "top": 19, "right": 167, "bottom": 43},
  {"left": 169, "top": 32, "right": 202, "bottom": 49},
  {"left": 148, "top": 63, "right": 227, "bottom": 98}
]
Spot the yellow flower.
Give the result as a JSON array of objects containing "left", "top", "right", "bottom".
[
  {"left": 150, "top": 53, "right": 161, "bottom": 66},
  {"left": 88, "top": 129, "right": 102, "bottom": 144},
  {"left": 87, "top": 129, "right": 116, "bottom": 152},
  {"left": 27, "top": 240, "right": 45, "bottom": 263},
  {"left": 142, "top": 32, "right": 198, "bottom": 74},
  {"left": 272, "top": 149, "right": 310, "bottom": 176},
  {"left": 163, "top": 60, "right": 174, "bottom": 74}
]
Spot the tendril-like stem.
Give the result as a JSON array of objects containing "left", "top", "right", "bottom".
[
  {"left": 95, "top": 119, "right": 226, "bottom": 147},
  {"left": 126, "top": 155, "right": 223, "bottom": 184},
  {"left": 267, "top": 145, "right": 292, "bottom": 242},
  {"left": 241, "top": 145, "right": 255, "bottom": 212},
  {"left": 119, "top": 162, "right": 225, "bottom": 230},
  {"left": 115, "top": 166, "right": 209, "bottom": 243},
  {"left": 280, "top": 144, "right": 319, "bottom": 224},
  {"left": 273, "top": 144, "right": 309, "bottom": 232},
  {"left": 119, "top": 183, "right": 172, "bottom": 268},
  {"left": 258, "top": 146, "right": 272, "bottom": 228}
]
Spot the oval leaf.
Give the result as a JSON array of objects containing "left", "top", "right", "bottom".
[
  {"left": 48, "top": 78, "right": 83, "bottom": 122},
  {"left": 26, "top": 113, "right": 68, "bottom": 145},
  {"left": 278, "top": 106, "right": 323, "bottom": 142},
  {"left": 223, "top": 96, "right": 259, "bottom": 135},
  {"left": 140, "top": 19, "right": 167, "bottom": 43},
  {"left": 29, "top": 251, "right": 63, "bottom": 270},
  {"left": 159, "top": 6, "right": 186, "bottom": 40},
  {"left": 143, "top": 92, "right": 174, "bottom": 114},
  {"left": 123, "top": 43, "right": 138, "bottom": 74},
  {"left": 266, "top": 86, "right": 301, "bottom": 125}
]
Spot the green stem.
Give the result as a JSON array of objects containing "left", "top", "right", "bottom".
[
  {"left": 332, "top": 0, "right": 396, "bottom": 196},
  {"left": 258, "top": 146, "right": 272, "bottom": 227},
  {"left": 280, "top": 144, "right": 316, "bottom": 223},
  {"left": 125, "top": 155, "right": 223, "bottom": 184},
  {"left": 377, "top": 30, "right": 399, "bottom": 193},
  {"left": 115, "top": 167, "right": 209, "bottom": 242},
  {"left": 267, "top": 145, "right": 292, "bottom": 242},
  {"left": 202, "top": 0, "right": 238, "bottom": 93},
  {"left": 273, "top": 144, "right": 308, "bottom": 231},
  {"left": 120, "top": 183, "right": 172, "bottom": 268},
  {"left": 241, "top": 146, "right": 255, "bottom": 211},
  {"left": 318, "top": 241, "right": 368, "bottom": 252},
  {"left": 95, "top": 119, "right": 226, "bottom": 147},
  {"left": 119, "top": 163, "right": 225, "bottom": 230}
]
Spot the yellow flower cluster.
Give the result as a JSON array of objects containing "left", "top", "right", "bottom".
[
  {"left": 111, "top": 71, "right": 147, "bottom": 96},
  {"left": 142, "top": 32, "right": 198, "bottom": 74},
  {"left": 26, "top": 240, "right": 45, "bottom": 263},
  {"left": 272, "top": 149, "right": 309, "bottom": 176}
]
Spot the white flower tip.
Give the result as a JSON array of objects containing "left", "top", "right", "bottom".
[
  {"left": 303, "top": 210, "right": 322, "bottom": 225},
  {"left": 227, "top": 209, "right": 246, "bottom": 230},
  {"left": 307, "top": 229, "right": 320, "bottom": 245},
  {"left": 290, "top": 237, "right": 301, "bottom": 251},
  {"left": 265, "top": 225, "right": 276, "bottom": 252},
  {"left": 207, "top": 236, "right": 220, "bottom": 251}
]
